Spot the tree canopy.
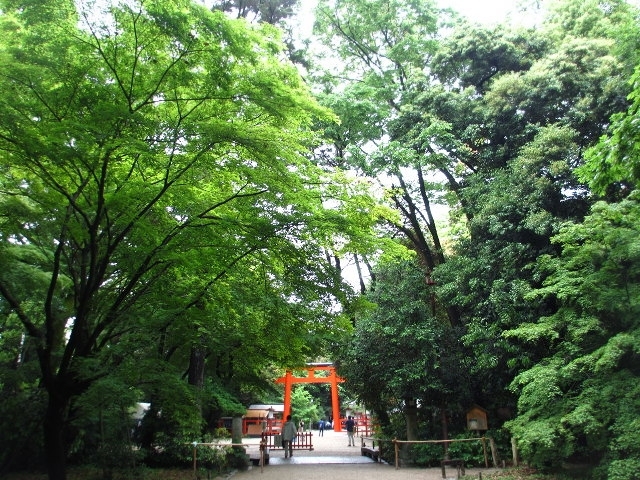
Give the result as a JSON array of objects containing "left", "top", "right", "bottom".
[
  {"left": 0, "top": 0, "right": 382, "bottom": 477},
  {"left": 2, "top": 0, "right": 640, "bottom": 478},
  {"left": 313, "top": 0, "right": 640, "bottom": 475}
]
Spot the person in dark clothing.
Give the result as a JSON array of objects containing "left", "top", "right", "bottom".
[{"left": 345, "top": 416, "right": 356, "bottom": 446}]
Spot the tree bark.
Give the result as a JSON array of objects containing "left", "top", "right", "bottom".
[
  {"left": 188, "top": 346, "right": 206, "bottom": 389},
  {"left": 441, "top": 408, "right": 449, "bottom": 459},
  {"left": 404, "top": 398, "right": 419, "bottom": 441},
  {"left": 44, "top": 389, "right": 70, "bottom": 480},
  {"left": 354, "top": 255, "right": 367, "bottom": 294},
  {"left": 188, "top": 345, "right": 206, "bottom": 417}
]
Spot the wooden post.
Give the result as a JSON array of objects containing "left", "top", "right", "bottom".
[
  {"left": 489, "top": 437, "right": 499, "bottom": 467},
  {"left": 394, "top": 438, "right": 399, "bottom": 469},
  {"left": 441, "top": 410, "right": 449, "bottom": 459},
  {"left": 511, "top": 437, "right": 519, "bottom": 467},
  {"left": 192, "top": 442, "right": 197, "bottom": 477},
  {"left": 482, "top": 437, "right": 489, "bottom": 468}
]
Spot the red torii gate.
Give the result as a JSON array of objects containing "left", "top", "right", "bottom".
[{"left": 275, "top": 362, "right": 345, "bottom": 432}]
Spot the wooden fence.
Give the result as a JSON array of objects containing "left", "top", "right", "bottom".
[
  {"left": 390, "top": 437, "right": 498, "bottom": 470},
  {"left": 262, "top": 431, "right": 314, "bottom": 451}
]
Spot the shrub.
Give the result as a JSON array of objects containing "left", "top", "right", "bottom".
[
  {"left": 410, "top": 441, "right": 445, "bottom": 467},
  {"left": 446, "top": 434, "right": 487, "bottom": 468}
]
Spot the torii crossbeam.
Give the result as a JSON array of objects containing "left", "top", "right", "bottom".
[{"left": 275, "top": 362, "right": 345, "bottom": 432}]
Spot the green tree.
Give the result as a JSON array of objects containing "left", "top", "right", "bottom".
[
  {"left": 337, "top": 258, "right": 470, "bottom": 444},
  {"left": 290, "top": 385, "right": 321, "bottom": 429},
  {"left": 313, "top": 0, "right": 448, "bottom": 297},
  {"left": 208, "top": 0, "right": 298, "bottom": 25},
  {"left": 505, "top": 52, "right": 640, "bottom": 479},
  {"left": 208, "top": 0, "right": 309, "bottom": 68},
  {"left": 0, "top": 1, "right": 380, "bottom": 478},
  {"left": 505, "top": 195, "right": 640, "bottom": 477},
  {"left": 430, "top": 0, "right": 638, "bottom": 427},
  {"left": 579, "top": 64, "right": 640, "bottom": 197},
  {"left": 315, "top": 0, "right": 640, "bottom": 454}
]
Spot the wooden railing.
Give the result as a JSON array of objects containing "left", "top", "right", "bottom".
[
  {"left": 262, "top": 431, "right": 314, "bottom": 451},
  {"left": 390, "top": 437, "right": 496, "bottom": 470}
]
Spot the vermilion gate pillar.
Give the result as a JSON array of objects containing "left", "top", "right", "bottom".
[{"left": 275, "top": 363, "right": 345, "bottom": 432}]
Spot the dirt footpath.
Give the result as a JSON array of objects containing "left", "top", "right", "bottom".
[
  {"left": 229, "top": 463, "right": 498, "bottom": 480},
  {"left": 228, "top": 429, "right": 500, "bottom": 480}
]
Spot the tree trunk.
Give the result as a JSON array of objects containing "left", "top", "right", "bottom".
[
  {"left": 372, "top": 404, "right": 390, "bottom": 429},
  {"left": 354, "top": 255, "right": 367, "bottom": 294},
  {"left": 188, "top": 346, "right": 206, "bottom": 389},
  {"left": 404, "top": 398, "right": 419, "bottom": 441},
  {"left": 362, "top": 255, "right": 376, "bottom": 289},
  {"left": 441, "top": 408, "right": 449, "bottom": 459},
  {"left": 188, "top": 345, "right": 206, "bottom": 416},
  {"left": 44, "top": 390, "right": 70, "bottom": 480},
  {"left": 231, "top": 416, "right": 245, "bottom": 458}
]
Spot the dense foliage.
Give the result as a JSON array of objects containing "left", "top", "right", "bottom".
[
  {"left": 0, "top": 0, "right": 381, "bottom": 478},
  {"left": 504, "top": 64, "right": 640, "bottom": 479},
  {"left": 1, "top": 0, "right": 640, "bottom": 479},
  {"left": 314, "top": 0, "right": 640, "bottom": 477}
]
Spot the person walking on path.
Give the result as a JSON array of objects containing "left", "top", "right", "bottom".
[
  {"left": 318, "top": 419, "right": 324, "bottom": 437},
  {"left": 282, "top": 415, "right": 297, "bottom": 458},
  {"left": 345, "top": 416, "right": 356, "bottom": 446}
]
